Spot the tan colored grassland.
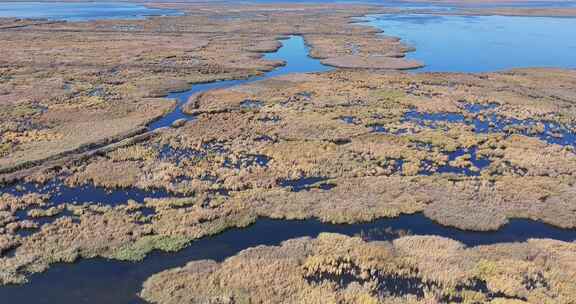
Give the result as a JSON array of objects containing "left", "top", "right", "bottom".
[
  {"left": 0, "top": 18, "right": 64, "bottom": 30},
  {"left": 141, "top": 233, "right": 576, "bottom": 304}
]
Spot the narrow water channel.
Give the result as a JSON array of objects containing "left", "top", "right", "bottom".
[
  {"left": 148, "top": 35, "right": 331, "bottom": 130},
  {"left": 359, "top": 13, "right": 576, "bottom": 72},
  {"left": 0, "top": 214, "right": 574, "bottom": 304}
]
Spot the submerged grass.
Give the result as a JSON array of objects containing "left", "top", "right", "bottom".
[{"left": 111, "top": 235, "right": 192, "bottom": 262}]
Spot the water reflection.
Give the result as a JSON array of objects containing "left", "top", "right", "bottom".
[{"left": 360, "top": 14, "right": 576, "bottom": 72}]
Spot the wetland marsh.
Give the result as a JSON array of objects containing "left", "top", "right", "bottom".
[{"left": 1, "top": 1, "right": 576, "bottom": 303}]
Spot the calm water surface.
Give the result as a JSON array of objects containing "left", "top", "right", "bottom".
[
  {"left": 361, "top": 14, "right": 576, "bottom": 72},
  {"left": 1, "top": 215, "right": 574, "bottom": 303},
  {"left": 0, "top": 2, "right": 182, "bottom": 21},
  {"left": 249, "top": 0, "right": 576, "bottom": 8}
]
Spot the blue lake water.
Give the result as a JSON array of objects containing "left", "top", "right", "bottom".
[
  {"left": 0, "top": 2, "right": 182, "bottom": 21},
  {"left": 361, "top": 14, "right": 576, "bottom": 72}
]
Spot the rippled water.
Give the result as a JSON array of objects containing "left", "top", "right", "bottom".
[
  {"left": 0, "top": 2, "right": 182, "bottom": 21},
  {"left": 360, "top": 13, "right": 576, "bottom": 72}
]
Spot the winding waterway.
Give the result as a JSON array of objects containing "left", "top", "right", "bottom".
[
  {"left": 149, "top": 35, "right": 330, "bottom": 130},
  {"left": 0, "top": 36, "right": 331, "bottom": 207}
]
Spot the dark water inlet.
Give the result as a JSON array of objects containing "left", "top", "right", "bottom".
[
  {"left": 403, "top": 109, "right": 576, "bottom": 147},
  {"left": 278, "top": 176, "right": 333, "bottom": 191},
  {"left": 1, "top": 182, "right": 176, "bottom": 206},
  {"left": 1, "top": 181, "right": 176, "bottom": 235},
  {"left": 0, "top": 213, "right": 574, "bottom": 304}
]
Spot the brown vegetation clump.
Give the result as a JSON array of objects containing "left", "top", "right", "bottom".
[{"left": 140, "top": 233, "right": 576, "bottom": 304}]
